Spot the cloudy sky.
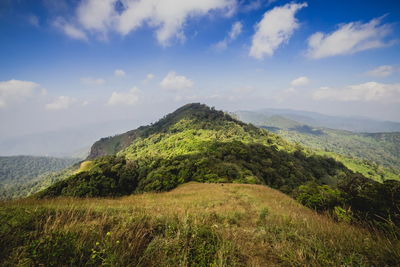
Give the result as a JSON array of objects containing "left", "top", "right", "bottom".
[{"left": 0, "top": 0, "right": 399, "bottom": 138}]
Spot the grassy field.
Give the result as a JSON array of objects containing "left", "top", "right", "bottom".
[{"left": 1, "top": 182, "right": 399, "bottom": 266}]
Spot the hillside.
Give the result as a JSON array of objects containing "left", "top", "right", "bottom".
[
  {"left": 2, "top": 183, "right": 399, "bottom": 266},
  {"left": 0, "top": 156, "right": 79, "bottom": 199},
  {"left": 37, "top": 104, "right": 400, "bottom": 229},
  {"left": 40, "top": 103, "right": 351, "bottom": 197},
  {"left": 234, "top": 111, "right": 400, "bottom": 181}
]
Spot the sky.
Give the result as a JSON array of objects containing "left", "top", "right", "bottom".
[{"left": 0, "top": 0, "right": 400, "bottom": 139}]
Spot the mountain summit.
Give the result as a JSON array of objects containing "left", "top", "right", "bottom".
[
  {"left": 37, "top": 103, "right": 400, "bottom": 227},
  {"left": 40, "top": 103, "right": 350, "bottom": 196}
]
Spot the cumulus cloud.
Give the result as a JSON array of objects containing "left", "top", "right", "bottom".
[
  {"left": 367, "top": 65, "right": 396, "bottom": 77},
  {"left": 53, "top": 17, "right": 88, "bottom": 41},
  {"left": 307, "top": 17, "right": 394, "bottom": 59},
  {"left": 160, "top": 71, "right": 193, "bottom": 90},
  {"left": 80, "top": 77, "right": 106, "bottom": 85},
  {"left": 55, "top": 0, "right": 235, "bottom": 45},
  {"left": 249, "top": 2, "right": 307, "bottom": 59},
  {"left": 77, "top": 0, "right": 116, "bottom": 34},
  {"left": 214, "top": 21, "right": 243, "bottom": 50},
  {"left": 114, "top": 69, "right": 126, "bottom": 77},
  {"left": 0, "top": 79, "right": 41, "bottom": 108},
  {"left": 312, "top": 82, "right": 400, "bottom": 103},
  {"left": 107, "top": 87, "right": 141, "bottom": 106},
  {"left": 291, "top": 76, "right": 310, "bottom": 87},
  {"left": 45, "top": 96, "right": 79, "bottom": 110}
]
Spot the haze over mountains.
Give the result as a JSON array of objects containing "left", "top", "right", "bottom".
[{"left": 1, "top": 107, "right": 399, "bottom": 158}]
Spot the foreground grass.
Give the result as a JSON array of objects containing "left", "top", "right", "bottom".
[{"left": 1, "top": 183, "right": 399, "bottom": 266}]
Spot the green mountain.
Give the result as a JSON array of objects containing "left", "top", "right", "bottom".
[
  {"left": 235, "top": 110, "right": 400, "bottom": 182},
  {"left": 38, "top": 103, "right": 400, "bottom": 228},
  {"left": 0, "top": 156, "right": 79, "bottom": 199}
]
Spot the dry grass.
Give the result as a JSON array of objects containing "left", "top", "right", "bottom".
[{"left": 1, "top": 182, "right": 399, "bottom": 266}]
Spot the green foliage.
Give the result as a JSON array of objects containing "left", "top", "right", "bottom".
[
  {"left": 27, "top": 231, "right": 80, "bottom": 266},
  {"left": 295, "top": 182, "right": 343, "bottom": 211},
  {"left": 236, "top": 110, "right": 400, "bottom": 181},
  {"left": 334, "top": 206, "right": 352, "bottom": 223},
  {"left": 36, "top": 103, "right": 400, "bottom": 229},
  {"left": 0, "top": 156, "right": 79, "bottom": 199}
]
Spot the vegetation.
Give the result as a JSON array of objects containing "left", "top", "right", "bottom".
[
  {"left": 234, "top": 110, "right": 400, "bottom": 181},
  {"left": 2, "top": 183, "right": 400, "bottom": 266},
  {"left": 0, "top": 156, "right": 79, "bottom": 199},
  {"left": 35, "top": 103, "right": 400, "bottom": 230}
]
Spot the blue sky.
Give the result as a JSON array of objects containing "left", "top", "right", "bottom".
[{"left": 0, "top": 0, "right": 400, "bottom": 138}]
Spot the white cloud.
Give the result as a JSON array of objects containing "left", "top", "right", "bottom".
[
  {"left": 249, "top": 2, "right": 307, "bottom": 59},
  {"left": 117, "top": 0, "right": 235, "bottom": 46},
  {"left": 160, "top": 71, "right": 194, "bottom": 90},
  {"left": 53, "top": 17, "right": 88, "bottom": 41},
  {"left": 367, "top": 65, "right": 396, "bottom": 77},
  {"left": 77, "top": 0, "right": 116, "bottom": 33},
  {"left": 58, "top": 0, "right": 235, "bottom": 45},
  {"left": 114, "top": 69, "right": 126, "bottom": 77},
  {"left": 107, "top": 87, "right": 141, "bottom": 106},
  {"left": 45, "top": 96, "right": 79, "bottom": 110},
  {"left": 80, "top": 77, "right": 106, "bottom": 85},
  {"left": 214, "top": 21, "right": 243, "bottom": 50},
  {"left": 307, "top": 17, "right": 394, "bottom": 59},
  {"left": 312, "top": 82, "right": 400, "bottom": 103},
  {"left": 0, "top": 79, "right": 40, "bottom": 108},
  {"left": 291, "top": 76, "right": 310, "bottom": 87}
]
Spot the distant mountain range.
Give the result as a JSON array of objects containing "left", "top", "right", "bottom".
[{"left": 244, "top": 108, "right": 400, "bottom": 133}]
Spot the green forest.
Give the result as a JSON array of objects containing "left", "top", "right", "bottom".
[
  {"left": 0, "top": 156, "right": 79, "bottom": 199},
  {"left": 37, "top": 104, "right": 400, "bottom": 230},
  {"left": 234, "top": 111, "right": 400, "bottom": 181}
]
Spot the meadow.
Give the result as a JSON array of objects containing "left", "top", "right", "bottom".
[{"left": 1, "top": 182, "right": 399, "bottom": 266}]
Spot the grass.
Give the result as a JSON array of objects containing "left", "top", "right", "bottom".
[{"left": 1, "top": 182, "right": 399, "bottom": 266}]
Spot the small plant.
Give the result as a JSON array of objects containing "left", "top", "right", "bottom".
[
  {"left": 333, "top": 206, "right": 352, "bottom": 223},
  {"left": 27, "top": 231, "right": 79, "bottom": 266},
  {"left": 258, "top": 207, "right": 269, "bottom": 224},
  {"left": 90, "top": 231, "right": 121, "bottom": 266}
]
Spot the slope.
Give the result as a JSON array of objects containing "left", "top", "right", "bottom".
[
  {"left": 0, "top": 156, "right": 79, "bottom": 199},
  {"left": 2, "top": 183, "right": 399, "bottom": 266},
  {"left": 40, "top": 103, "right": 351, "bottom": 197},
  {"left": 37, "top": 104, "right": 400, "bottom": 228},
  {"left": 234, "top": 110, "right": 400, "bottom": 181}
]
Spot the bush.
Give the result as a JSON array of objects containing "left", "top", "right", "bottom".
[{"left": 295, "top": 182, "right": 343, "bottom": 211}]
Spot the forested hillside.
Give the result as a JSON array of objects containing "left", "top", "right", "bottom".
[
  {"left": 0, "top": 156, "right": 79, "bottom": 199},
  {"left": 38, "top": 104, "right": 400, "bottom": 229},
  {"left": 235, "top": 111, "right": 400, "bottom": 181}
]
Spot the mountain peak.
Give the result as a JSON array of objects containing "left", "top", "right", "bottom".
[{"left": 87, "top": 103, "right": 246, "bottom": 159}]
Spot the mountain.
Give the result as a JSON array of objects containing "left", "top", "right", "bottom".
[
  {"left": 0, "top": 156, "right": 79, "bottom": 199},
  {"left": 243, "top": 108, "right": 400, "bottom": 133},
  {"left": 234, "top": 110, "right": 400, "bottom": 182},
  {"left": 37, "top": 103, "right": 400, "bottom": 229}
]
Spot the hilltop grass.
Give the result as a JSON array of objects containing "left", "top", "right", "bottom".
[{"left": 1, "top": 183, "right": 399, "bottom": 266}]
